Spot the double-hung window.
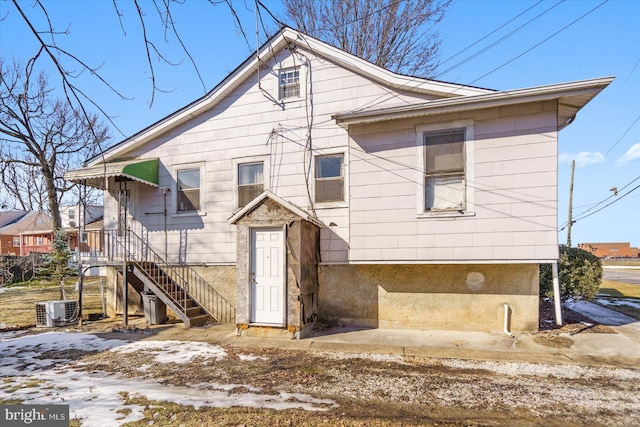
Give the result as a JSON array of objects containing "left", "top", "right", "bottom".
[
  {"left": 13, "top": 237, "right": 20, "bottom": 247},
  {"left": 315, "top": 154, "right": 344, "bottom": 203},
  {"left": 279, "top": 67, "right": 300, "bottom": 100},
  {"left": 424, "top": 130, "right": 466, "bottom": 211},
  {"left": 177, "top": 168, "right": 200, "bottom": 212},
  {"left": 238, "top": 162, "right": 264, "bottom": 208}
]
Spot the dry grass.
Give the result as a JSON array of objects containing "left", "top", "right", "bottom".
[
  {"left": 596, "top": 280, "right": 640, "bottom": 320},
  {"left": 0, "top": 278, "right": 107, "bottom": 329},
  {"left": 599, "top": 280, "right": 640, "bottom": 299}
]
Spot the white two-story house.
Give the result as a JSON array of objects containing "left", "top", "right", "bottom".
[{"left": 66, "top": 27, "right": 611, "bottom": 336}]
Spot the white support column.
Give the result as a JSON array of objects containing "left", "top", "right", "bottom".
[
  {"left": 122, "top": 262, "right": 128, "bottom": 327},
  {"left": 552, "top": 262, "right": 562, "bottom": 326}
]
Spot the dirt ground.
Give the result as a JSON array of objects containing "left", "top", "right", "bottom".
[
  {"left": 2, "top": 290, "right": 639, "bottom": 426},
  {"left": 46, "top": 328, "right": 638, "bottom": 427}
]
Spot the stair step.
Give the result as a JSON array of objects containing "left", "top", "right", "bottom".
[
  {"left": 188, "top": 314, "right": 211, "bottom": 327},
  {"left": 186, "top": 306, "right": 204, "bottom": 317}
]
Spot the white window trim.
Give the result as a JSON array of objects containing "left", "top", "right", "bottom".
[
  {"left": 172, "top": 162, "right": 206, "bottom": 217},
  {"left": 312, "top": 148, "right": 349, "bottom": 209},
  {"left": 416, "top": 120, "right": 475, "bottom": 218},
  {"left": 275, "top": 55, "right": 307, "bottom": 104},
  {"left": 232, "top": 156, "right": 270, "bottom": 211}
]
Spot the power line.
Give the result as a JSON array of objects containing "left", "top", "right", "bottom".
[
  {"left": 434, "top": 1, "right": 543, "bottom": 70},
  {"left": 434, "top": 0, "right": 562, "bottom": 79},
  {"left": 468, "top": 0, "right": 608, "bottom": 85},
  {"left": 602, "top": 113, "right": 640, "bottom": 158},
  {"left": 345, "top": 0, "right": 608, "bottom": 116},
  {"left": 571, "top": 183, "right": 640, "bottom": 223},
  {"left": 559, "top": 174, "right": 640, "bottom": 230}
]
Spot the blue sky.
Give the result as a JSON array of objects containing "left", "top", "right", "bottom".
[{"left": 1, "top": 0, "right": 638, "bottom": 248}]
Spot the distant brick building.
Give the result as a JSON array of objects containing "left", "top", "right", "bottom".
[{"left": 578, "top": 242, "right": 639, "bottom": 258}]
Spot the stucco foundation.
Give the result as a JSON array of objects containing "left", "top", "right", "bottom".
[{"left": 318, "top": 264, "right": 539, "bottom": 332}]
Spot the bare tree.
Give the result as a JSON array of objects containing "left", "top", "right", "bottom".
[
  {"left": 0, "top": 57, "right": 109, "bottom": 229},
  {"left": 0, "top": 158, "right": 48, "bottom": 211},
  {"left": 282, "top": 0, "right": 450, "bottom": 77}
]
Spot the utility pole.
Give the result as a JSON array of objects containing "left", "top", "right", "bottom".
[{"left": 566, "top": 159, "right": 575, "bottom": 247}]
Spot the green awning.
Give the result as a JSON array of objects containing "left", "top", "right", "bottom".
[{"left": 64, "top": 158, "right": 159, "bottom": 189}]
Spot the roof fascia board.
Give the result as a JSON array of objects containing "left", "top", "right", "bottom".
[
  {"left": 229, "top": 190, "right": 324, "bottom": 228},
  {"left": 284, "top": 29, "right": 493, "bottom": 98},
  {"left": 89, "top": 31, "right": 291, "bottom": 166},
  {"left": 333, "top": 77, "right": 614, "bottom": 127}
]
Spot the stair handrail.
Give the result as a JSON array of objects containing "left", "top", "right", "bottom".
[
  {"left": 124, "top": 229, "right": 235, "bottom": 322},
  {"left": 78, "top": 228, "right": 235, "bottom": 323}
]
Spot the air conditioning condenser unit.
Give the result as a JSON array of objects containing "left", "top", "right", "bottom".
[{"left": 35, "top": 300, "right": 78, "bottom": 327}]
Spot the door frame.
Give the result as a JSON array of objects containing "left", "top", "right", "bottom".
[{"left": 248, "top": 225, "right": 287, "bottom": 326}]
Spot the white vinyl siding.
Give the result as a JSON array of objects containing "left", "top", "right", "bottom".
[
  {"left": 349, "top": 104, "right": 559, "bottom": 263},
  {"left": 102, "top": 43, "right": 559, "bottom": 265}
]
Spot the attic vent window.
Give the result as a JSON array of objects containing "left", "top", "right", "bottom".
[{"left": 279, "top": 68, "right": 300, "bottom": 99}]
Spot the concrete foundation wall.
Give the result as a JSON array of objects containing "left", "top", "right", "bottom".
[
  {"left": 318, "top": 264, "right": 539, "bottom": 332},
  {"left": 190, "top": 265, "right": 236, "bottom": 307}
]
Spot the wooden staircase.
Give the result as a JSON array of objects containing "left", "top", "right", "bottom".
[{"left": 131, "top": 262, "right": 211, "bottom": 328}]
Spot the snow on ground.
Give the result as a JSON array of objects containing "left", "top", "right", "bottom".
[
  {"left": 595, "top": 297, "right": 640, "bottom": 310},
  {"left": 109, "top": 339, "right": 228, "bottom": 364},
  {"left": 0, "top": 331, "right": 336, "bottom": 426}
]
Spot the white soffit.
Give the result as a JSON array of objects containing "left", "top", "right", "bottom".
[{"left": 332, "top": 77, "right": 615, "bottom": 129}]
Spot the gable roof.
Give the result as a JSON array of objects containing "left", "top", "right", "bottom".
[
  {"left": 87, "top": 26, "right": 493, "bottom": 166},
  {"left": 228, "top": 190, "right": 324, "bottom": 228},
  {"left": 0, "top": 211, "right": 51, "bottom": 235},
  {"left": 0, "top": 210, "right": 28, "bottom": 228}
]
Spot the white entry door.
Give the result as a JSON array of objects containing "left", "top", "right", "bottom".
[{"left": 250, "top": 228, "right": 285, "bottom": 324}]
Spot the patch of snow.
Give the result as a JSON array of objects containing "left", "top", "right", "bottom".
[
  {"left": 188, "top": 382, "right": 261, "bottom": 392},
  {"left": 237, "top": 353, "right": 268, "bottom": 361},
  {"left": 0, "top": 332, "right": 337, "bottom": 427},
  {"left": 595, "top": 297, "right": 640, "bottom": 310},
  {"left": 110, "top": 339, "right": 227, "bottom": 364}
]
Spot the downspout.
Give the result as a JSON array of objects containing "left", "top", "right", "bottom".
[{"left": 503, "top": 304, "right": 513, "bottom": 337}]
